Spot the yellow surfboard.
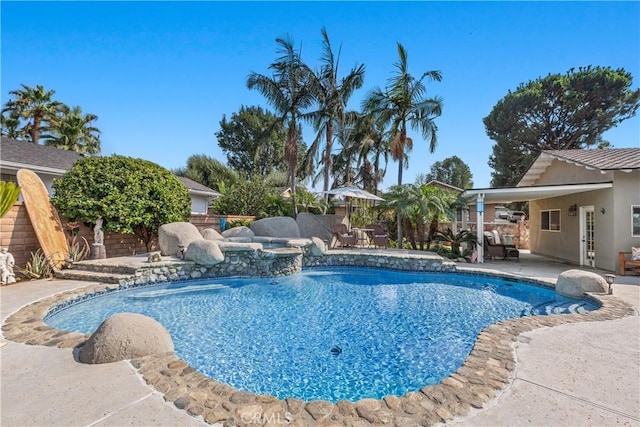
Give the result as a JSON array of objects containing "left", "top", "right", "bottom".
[{"left": 17, "top": 169, "right": 69, "bottom": 270}]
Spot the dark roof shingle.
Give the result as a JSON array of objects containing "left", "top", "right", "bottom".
[{"left": 0, "top": 136, "right": 85, "bottom": 171}]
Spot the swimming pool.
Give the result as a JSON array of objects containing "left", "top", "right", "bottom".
[{"left": 45, "top": 267, "right": 596, "bottom": 402}]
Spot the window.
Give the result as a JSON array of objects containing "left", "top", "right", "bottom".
[
  {"left": 633, "top": 206, "right": 640, "bottom": 237},
  {"left": 541, "top": 209, "right": 561, "bottom": 231}
]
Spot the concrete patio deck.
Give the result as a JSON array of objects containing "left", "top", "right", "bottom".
[{"left": 1, "top": 250, "right": 638, "bottom": 426}]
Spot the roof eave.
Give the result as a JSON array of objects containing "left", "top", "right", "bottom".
[{"left": 0, "top": 161, "right": 67, "bottom": 176}]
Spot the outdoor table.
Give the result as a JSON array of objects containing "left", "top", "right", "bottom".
[{"left": 353, "top": 228, "right": 375, "bottom": 248}]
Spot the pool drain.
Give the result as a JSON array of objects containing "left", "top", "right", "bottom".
[{"left": 330, "top": 345, "right": 342, "bottom": 356}]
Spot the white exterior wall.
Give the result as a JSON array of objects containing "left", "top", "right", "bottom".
[{"left": 190, "top": 195, "right": 210, "bottom": 215}]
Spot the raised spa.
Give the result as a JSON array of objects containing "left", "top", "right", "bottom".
[{"left": 45, "top": 267, "right": 596, "bottom": 402}]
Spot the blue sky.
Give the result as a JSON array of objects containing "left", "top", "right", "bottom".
[{"left": 2, "top": 1, "right": 639, "bottom": 191}]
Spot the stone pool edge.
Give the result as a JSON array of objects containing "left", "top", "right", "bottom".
[{"left": 2, "top": 270, "right": 637, "bottom": 426}]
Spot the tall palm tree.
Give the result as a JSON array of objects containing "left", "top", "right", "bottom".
[
  {"left": 303, "top": 27, "right": 365, "bottom": 200},
  {"left": 362, "top": 43, "right": 443, "bottom": 244},
  {"left": 2, "top": 84, "right": 63, "bottom": 144},
  {"left": 352, "top": 113, "right": 389, "bottom": 194},
  {"left": 43, "top": 106, "right": 101, "bottom": 154},
  {"left": 247, "top": 35, "right": 315, "bottom": 215}
]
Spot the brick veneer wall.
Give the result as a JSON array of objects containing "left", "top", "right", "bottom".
[{"left": 1, "top": 203, "right": 148, "bottom": 274}]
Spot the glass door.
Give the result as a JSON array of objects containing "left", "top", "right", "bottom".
[{"left": 580, "top": 206, "right": 595, "bottom": 268}]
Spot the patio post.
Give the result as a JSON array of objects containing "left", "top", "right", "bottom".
[{"left": 476, "top": 193, "right": 485, "bottom": 263}]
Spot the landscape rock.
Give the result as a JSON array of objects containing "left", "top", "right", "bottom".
[
  {"left": 251, "top": 217, "right": 301, "bottom": 238},
  {"left": 184, "top": 239, "right": 225, "bottom": 266},
  {"left": 158, "top": 222, "right": 203, "bottom": 256},
  {"left": 308, "top": 237, "right": 327, "bottom": 256},
  {"left": 556, "top": 269, "right": 608, "bottom": 298},
  {"left": 221, "top": 226, "right": 254, "bottom": 239},
  {"left": 79, "top": 313, "right": 174, "bottom": 364},
  {"left": 202, "top": 228, "right": 226, "bottom": 241},
  {"left": 296, "top": 213, "right": 344, "bottom": 242}
]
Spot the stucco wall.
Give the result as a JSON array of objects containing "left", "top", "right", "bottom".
[
  {"left": 533, "top": 160, "right": 614, "bottom": 185},
  {"left": 530, "top": 186, "right": 622, "bottom": 272},
  {"left": 613, "top": 170, "right": 640, "bottom": 253}
]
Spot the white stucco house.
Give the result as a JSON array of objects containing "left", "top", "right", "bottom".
[
  {"left": 0, "top": 136, "right": 220, "bottom": 214},
  {"left": 463, "top": 148, "right": 640, "bottom": 272}
]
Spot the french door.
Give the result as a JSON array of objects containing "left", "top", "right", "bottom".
[{"left": 580, "top": 206, "right": 595, "bottom": 268}]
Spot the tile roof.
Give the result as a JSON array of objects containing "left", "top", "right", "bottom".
[
  {"left": 0, "top": 136, "right": 85, "bottom": 173},
  {"left": 542, "top": 148, "right": 640, "bottom": 170}
]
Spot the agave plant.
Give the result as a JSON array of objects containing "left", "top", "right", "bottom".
[
  {"left": 434, "top": 228, "right": 479, "bottom": 257},
  {"left": 0, "top": 181, "right": 21, "bottom": 218},
  {"left": 67, "top": 235, "right": 90, "bottom": 263},
  {"left": 19, "top": 249, "right": 53, "bottom": 279}
]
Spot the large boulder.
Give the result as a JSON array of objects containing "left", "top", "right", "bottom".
[
  {"left": 158, "top": 222, "right": 203, "bottom": 256},
  {"left": 222, "top": 226, "right": 255, "bottom": 239},
  {"left": 184, "top": 239, "right": 225, "bottom": 266},
  {"left": 308, "top": 236, "right": 327, "bottom": 256},
  {"left": 556, "top": 269, "right": 608, "bottom": 298},
  {"left": 202, "top": 228, "right": 226, "bottom": 241},
  {"left": 79, "top": 313, "right": 173, "bottom": 364},
  {"left": 251, "top": 217, "right": 300, "bottom": 238},
  {"left": 296, "top": 213, "right": 344, "bottom": 242}
]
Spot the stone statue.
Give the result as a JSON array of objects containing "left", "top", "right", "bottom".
[
  {"left": 0, "top": 248, "right": 16, "bottom": 285},
  {"left": 94, "top": 217, "right": 104, "bottom": 245}
]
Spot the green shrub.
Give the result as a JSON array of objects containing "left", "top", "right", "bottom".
[{"left": 52, "top": 155, "right": 191, "bottom": 251}]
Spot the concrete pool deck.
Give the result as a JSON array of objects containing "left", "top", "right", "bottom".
[{"left": 1, "top": 250, "right": 638, "bottom": 426}]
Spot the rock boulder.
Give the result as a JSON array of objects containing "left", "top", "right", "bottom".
[
  {"left": 158, "top": 222, "right": 203, "bottom": 256},
  {"left": 202, "top": 228, "right": 226, "bottom": 241},
  {"left": 221, "top": 226, "right": 255, "bottom": 239},
  {"left": 251, "top": 217, "right": 300, "bottom": 238},
  {"left": 184, "top": 239, "right": 225, "bottom": 266},
  {"left": 79, "top": 313, "right": 174, "bottom": 364},
  {"left": 556, "top": 269, "right": 608, "bottom": 298}
]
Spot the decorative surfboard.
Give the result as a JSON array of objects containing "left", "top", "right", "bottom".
[{"left": 16, "top": 169, "right": 69, "bottom": 270}]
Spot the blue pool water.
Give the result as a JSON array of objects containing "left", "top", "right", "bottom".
[{"left": 45, "top": 268, "right": 596, "bottom": 402}]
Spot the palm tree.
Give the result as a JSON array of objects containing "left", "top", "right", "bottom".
[
  {"left": 0, "top": 113, "right": 21, "bottom": 139},
  {"left": 2, "top": 84, "right": 63, "bottom": 144},
  {"left": 43, "top": 106, "right": 101, "bottom": 154},
  {"left": 247, "top": 35, "right": 315, "bottom": 215},
  {"left": 303, "top": 27, "right": 365, "bottom": 200},
  {"left": 352, "top": 113, "right": 389, "bottom": 194},
  {"left": 362, "top": 43, "right": 443, "bottom": 245}
]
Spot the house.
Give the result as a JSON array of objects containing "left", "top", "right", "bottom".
[
  {"left": 0, "top": 136, "right": 85, "bottom": 193},
  {"left": 463, "top": 148, "right": 640, "bottom": 271},
  {"left": 0, "top": 136, "right": 219, "bottom": 213},
  {"left": 176, "top": 176, "right": 220, "bottom": 215}
]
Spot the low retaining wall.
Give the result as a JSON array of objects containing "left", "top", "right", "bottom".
[{"left": 304, "top": 251, "right": 457, "bottom": 272}]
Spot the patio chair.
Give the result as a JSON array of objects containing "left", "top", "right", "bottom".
[
  {"left": 483, "top": 231, "right": 519, "bottom": 260},
  {"left": 366, "top": 224, "right": 389, "bottom": 248},
  {"left": 330, "top": 223, "right": 357, "bottom": 248}
]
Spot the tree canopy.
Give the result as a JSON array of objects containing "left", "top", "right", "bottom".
[
  {"left": 484, "top": 66, "right": 640, "bottom": 186},
  {"left": 52, "top": 155, "right": 190, "bottom": 250},
  {"left": 174, "top": 154, "right": 240, "bottom": 192},
  {"left": 215, "top": 105, "right": 287, "bottom": 176},
  {"left": 2, "top": 84, "right": 102, "bottom": 153},
  {"left": 424, "top": 155, "right": 473, "bottom": 189}
]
